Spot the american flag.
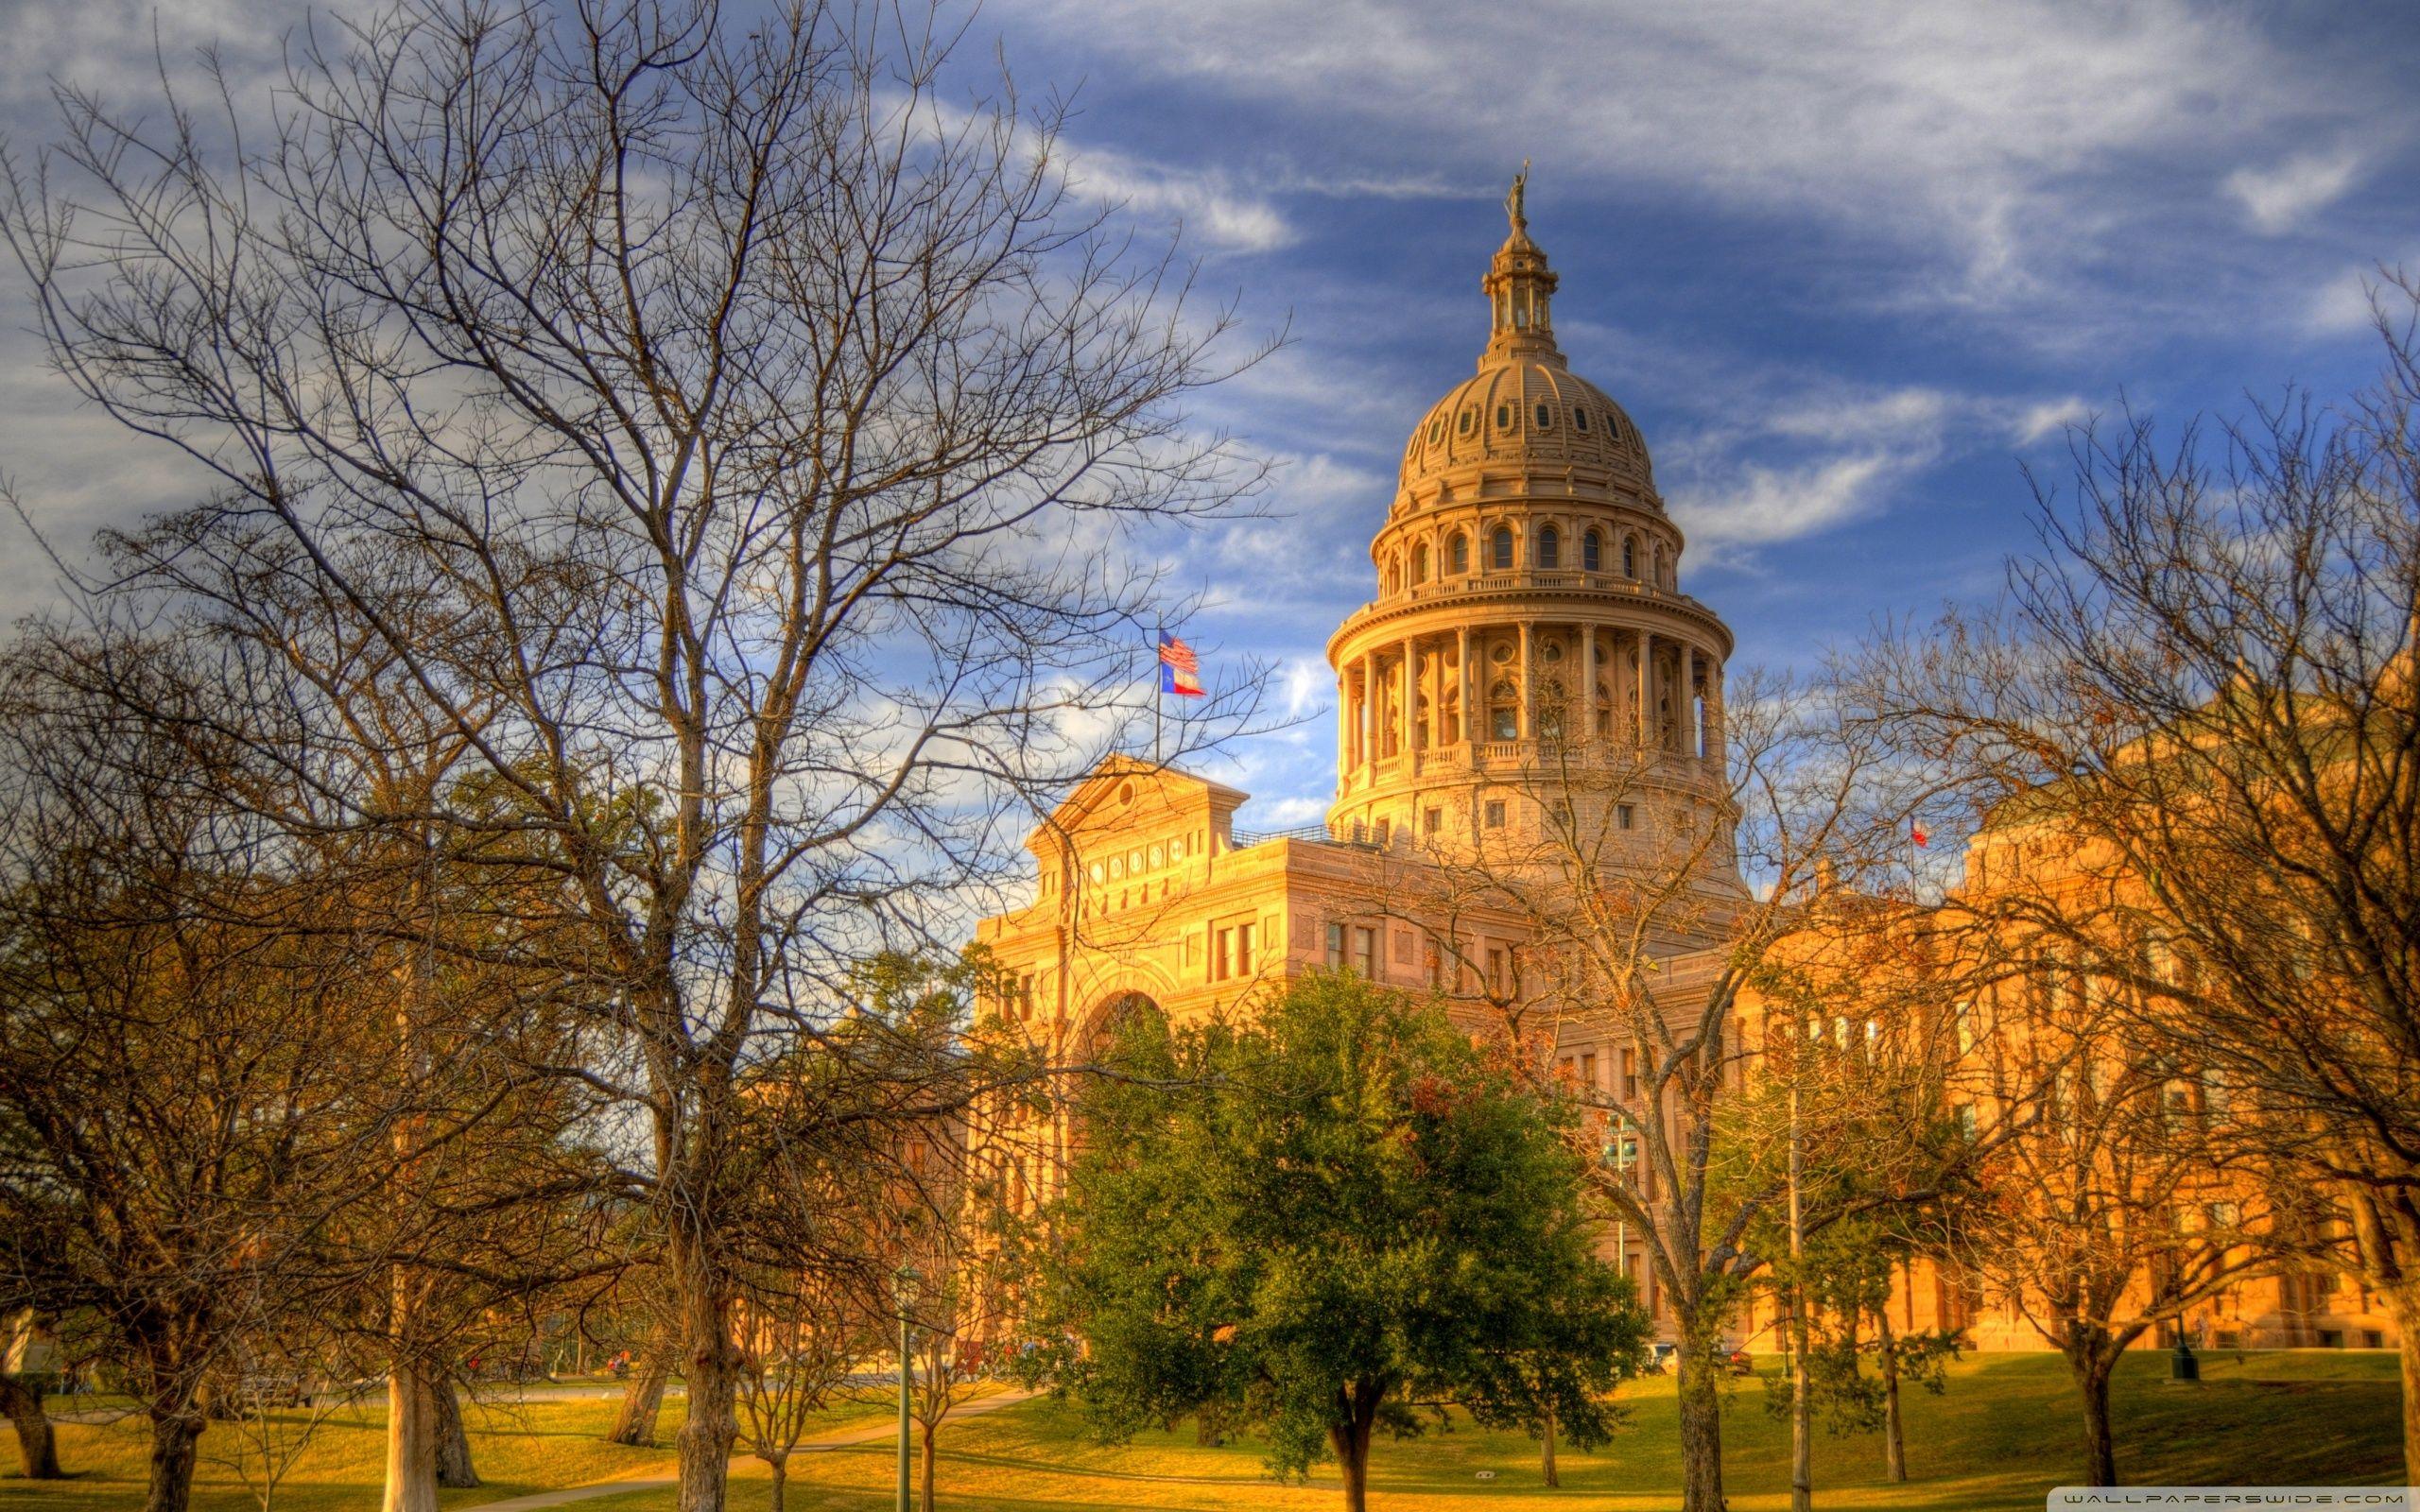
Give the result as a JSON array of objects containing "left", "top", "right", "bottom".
[{"left": 1158, "top": 630, "right": 1204, "bottom": 697}]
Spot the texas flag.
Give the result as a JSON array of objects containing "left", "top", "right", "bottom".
[
  {"left": 1158, "top": 631, "right": 1205, "bottom": 697},
  {"left": 1911, "top": 820, "right": 1929, "bottom": 848}
]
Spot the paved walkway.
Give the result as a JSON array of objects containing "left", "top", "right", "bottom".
[{"left": 471, "top": 1390, "right": 1035, "bottom": 1512}]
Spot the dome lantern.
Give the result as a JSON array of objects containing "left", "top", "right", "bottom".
[{"left": 1483, "top": 162, "right": 1561, "bottom": 366}]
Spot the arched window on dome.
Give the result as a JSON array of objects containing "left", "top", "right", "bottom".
[
  {"left": 1537, "top": 525, "right": 1561, "bottom": 570},
  {"left": 1490, "top": 526, "right": 1514, "bottom": 572},
  {"left": 1459, "top": 408, "right": 1474, "bottom": 437},
  {"left": 1411, "top": 542, "right": 1429, "bottom": 586},
  {"left": 1496, "top": 404, "right": 1512, "bottom": 430},
  {"left": 1429, "top": 419, "right": 1444, "bottom": 444},
  {"left": 1583, "top": 529, "right": 1602, "bottom": 573},
  {"left": 1449, "top": 532, "right": 1469, "bottom": 575},
  {"left": 1574, "top": 407, "right": 1590, "bottom": 433},
  {"left": 1535, "top": 403, "right": 1551, "bottom": 430},
  {"left": 1622, "top": 535, "right": 1637, "bottom": 578},
  {"left": 1653, "top": 545, "right": 1668, "bottom": 589},
  {"left": 1489, "top": 679, "right": 1520, "bottom": 742}
]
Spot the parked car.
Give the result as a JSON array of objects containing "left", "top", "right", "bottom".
[
  {"left": 1725, "top": 1349, "right": 1754, "bottom": 1377},
  {"left": 1648, "top": 1342, "right": 1679, "bottom": 1374}
]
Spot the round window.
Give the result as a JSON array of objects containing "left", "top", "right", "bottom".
[
  {"left": 1490, "top": 643, "right": 1513, "bottom": 664},
  {"left": 1542, "top": 642, "right": 1564, "bottom": 662},
  {"left": 1150, "top": 842, "right": 1165, "bottom": 868},
  {"left": 1109, "top": 856, "right": 1124, "bottom": 879},
  {"left": 1088, "top": 861, "right": 1104, "bottom": 884}
]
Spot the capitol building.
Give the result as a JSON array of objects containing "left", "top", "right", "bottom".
[{"left": 972, "top": 195, "right": 2398, "bottom": 1355}]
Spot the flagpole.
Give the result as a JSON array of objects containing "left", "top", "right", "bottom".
[{"left": 1152, "top": 624, "right": 1164, "bottom": 768}]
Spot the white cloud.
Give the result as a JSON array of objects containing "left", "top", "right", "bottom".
[
  {"left": 2305, "top": 263, "right": 2408, "bottom": 335},
  {"left": 2014, "top": 397, "right": 2092, "bottom": 445},
  {"left": 1064, "top": 148, "right": 1293, "bottom": 254},
  {"left": 1671, "top": 453, "right": 1897, "bottom": 562},
  {"left": 1010, "top": 0, "right": 2359, "bottom": 299},
  {"left": 2226, "top": 149, "right": 2364, "bottom": 234}
]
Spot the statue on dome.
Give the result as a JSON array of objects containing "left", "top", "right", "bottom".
[{"left": 1506, "top": 160, "right": 1530, "bottom": 232}]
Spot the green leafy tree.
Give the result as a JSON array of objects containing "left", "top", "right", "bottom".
[{"left": 1022, "top": 973, "right": 1648, "bottom": 1512}]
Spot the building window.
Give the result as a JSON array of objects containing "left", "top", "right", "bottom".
[
  {"left": 1449, "top": 532, "right": 1469, "bottom": 574},
  {"left": 1574, "top": 407, "right": 1590, "bottom": 433},
  {"left": 1216, "top": 920, "right": 1256, "bottom": 980},
  {"left": 1537, "top": 525, "right": 1560, "bottom": 569},
  {"left": 1424, "top": 806, "right": 1442, "bottom": 835},
  {"left": 1583, "top": 529, "right": 1602, "bottom": 573},
  {"left": 1620, "top": 1047, "right": 1637, "bottom": 1099},
  {"left": 1622, "top": 536, "right": 1637, "bottom": 577},
  {"left": 1580, "top": 1051, "right": 1597, "bottom": 1087},
  {"left": 1325, "top": 921, "right": 1346, "bottom": 968},
  {"left": 1428, "top": 420, "right": 1443, "bottom": 443},
  {"left": 1485, "top": 799, "right": 1507, "bottom": 828},
  {"left": 1491, "top": 526, "right": 1513, "bottom": 570},
  {"left": 1496, "top": 403, "right": 1512, "bottom": 429},
  {"left": 1490, "top": 680, "right": 1519, "bottom": 740},
  {"left": 1459, "top": 407, "right": 1474, "bottom": 436},
  {"left": 1411, "top": 542, "right": 1428, "bottom": 584},
  {"left": 1374, "top": 817, "right": 1392, "bottom": 846},
  {"left": 1354, "top": 925, "right": 1378, "bottom": 978},
  {"left": 1536, "top": 403, "right": 1552, "bottom": 430},
  {"left": 1617, "top": 803, "right": 1635, "bottom": 830}
]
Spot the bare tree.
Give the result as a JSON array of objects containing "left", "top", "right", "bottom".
[
  {"left": 1, "top": 2, "right": 1266, "bottom": 1507},
  {"left": 1858, "top": 273, "right": 2420, "bottom": 1481},
  {"left": 0, "top": 627, "right": 403, "bottom": 1512},
  {"left": 1943, "top": 953, "right": 2286, "bottom": 1486},
  {"left": 1370, "top": 664, "right": 1927, "bottom": 1512},
  {"left": 735, "top": 1270, "right": 860, "bottom": 1512}
]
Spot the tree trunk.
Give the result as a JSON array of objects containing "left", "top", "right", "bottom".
[
  {"left": 382, "top": 1366, "right": 438, "bottom": 1512},
  {"left": 1327, "top": 1383, "right": 1382, "bottom": 1512},
  {"left": 2071, "top": 1353, "right": 2118, "bottom": 1487},
  {"left": 767, "top": 1453, "right": 787, "bottom": 1512},
  {"left": 1879, "top": 1309, "right": 1906, "bottom": 1484},
  {"left": 431, "top": 1375, "right": 479, "bottom": 1488},
  {"left": 607, "top": 1350, "right": 672, "bottom": 1446},
  {"left": 1789, "top": 1295, "right": 1812, "bottom": 1512},
  {"left": 144, "top": 1408, "right": 205, "bottom": 1512},
  {"left": 673, "top": 1226, "right": 743, "bottom": 1512},
  {"left": 2384, "top": 1286, "right": 2420, "bottom": 1488},
  {"left": 1675, "top": 1332, "right": 1726, "bottom": 1512},
  {"left": 921, "top": 1418, "right": 937, "bottom": 1512},
  {"left": 1539, "top": 1401, "right": 1558, "bottom": 1486},
  {"left": 0, "top": 1373, "right": 61, "bottom": 1479}
]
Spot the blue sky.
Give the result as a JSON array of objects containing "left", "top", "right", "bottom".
[{"left": 2, "top": 0, "right": 2414, "bottom": 833}]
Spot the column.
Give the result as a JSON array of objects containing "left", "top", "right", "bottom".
[
  {"left": 1360, "top": 651, "right": 1377, "bottom": 773},
  {"left": 1399, "top": 638, "right": 1417, "bottom": 758},
  {"left": 1516, "top": 621, "right": 1532, "bottom": 741},
  {"left": 1456, "top": 624, "right": 1472, "bottom": 747},
  {"left": 1634, "top": 632, "right": 1651, "bottom": 748},
  {"left": 1582, "top": 622, "right": 1599, "bottom": 747},
  {"left": 1335, "top": 674, "right": 1352, "bottom": 779},
  {"left": 1706, "top": 663, "right": 1726, "bottom": 775}
]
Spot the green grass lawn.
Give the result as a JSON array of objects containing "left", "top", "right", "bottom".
[
  {"left": 2, "top": 1352, "right": 2401, "bottom": 1512},
  {"left": 0, "top": 1385, "right": 884, "bottom": 1512}
]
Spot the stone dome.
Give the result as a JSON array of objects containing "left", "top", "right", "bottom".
[
  {"left": 1393, "top": 188, "right": 1659, "bottom": 505},
  {"left": 1400, "top": 360, "right": 1655, "bottom": 496}
]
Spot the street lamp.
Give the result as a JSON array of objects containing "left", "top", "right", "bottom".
[
  {"left": 1604, "top": 1117, "right": 1638, "bottom": 1302},
  {"left": 893, "top": 1263, "right": 919, "bottom": 1512}
]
